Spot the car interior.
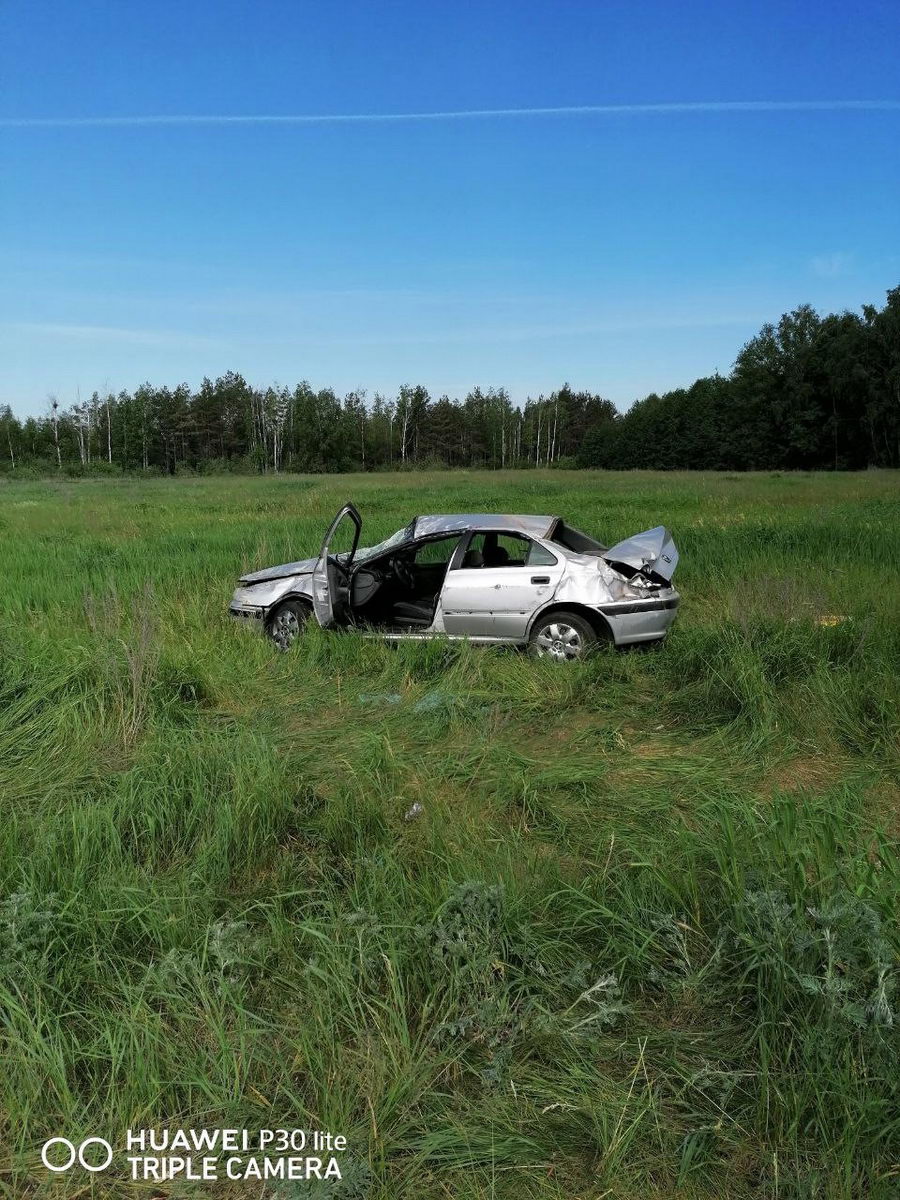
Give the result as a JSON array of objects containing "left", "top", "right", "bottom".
[{"left": 348, "top": 533, "right": 462, "bottom": 629}]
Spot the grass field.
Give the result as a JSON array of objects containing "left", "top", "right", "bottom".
[{"left": 1, "top": 469, "right": 898, "bottom": 1199}]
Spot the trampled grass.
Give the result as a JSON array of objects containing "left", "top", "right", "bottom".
[{"left": 0, "top": 469, "right": 898, "bottom": 1198}]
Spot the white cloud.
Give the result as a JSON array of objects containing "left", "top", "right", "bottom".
[
  {"left": 2, "top": 100, "right": 899, "bottom": 129},
  {"left": 810, "top": 252, "right": 854, "bottom": 278}
]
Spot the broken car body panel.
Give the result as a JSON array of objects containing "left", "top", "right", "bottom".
[
  {"left": 230, "top": 505, "right": 681, "bottom": 652},
  {"left": 240, "top": 557, "right": 318, "bottom": 585},
  {"left": 603, "top": 525, "right": 679, "bottom": 584}
]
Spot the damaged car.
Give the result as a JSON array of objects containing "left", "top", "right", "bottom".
[{"left": 229, "top": 503, "right": 680, "bottom": 661}]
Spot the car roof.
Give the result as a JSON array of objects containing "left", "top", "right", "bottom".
[{"left": 412, "top": 514, "right": 558, "bottom": 539}]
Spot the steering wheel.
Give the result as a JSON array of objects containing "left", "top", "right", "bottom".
[{"left": 392, "top": 555, "right": 416, "bottom": 590}]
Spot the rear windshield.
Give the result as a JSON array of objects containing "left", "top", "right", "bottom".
[{"left": 550, "top": 520, "right": 607, "bottom": 554}]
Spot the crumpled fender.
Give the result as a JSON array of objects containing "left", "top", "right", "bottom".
[
  {"left": 552, "top": 555, "right": 647, "bottom": 606},
  {"left": 239, "top": 556, "right": 318, "bottom": 585},
  {"left": 231, "top": 572, "right": 313, "bottom": 611}
]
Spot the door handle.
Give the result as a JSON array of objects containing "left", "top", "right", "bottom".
[{"left": 531, "top": 575, "right": 550, "bottom": 585}]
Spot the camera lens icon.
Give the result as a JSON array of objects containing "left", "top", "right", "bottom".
[{"left": 42, "top": 1137, "right": 113, "bottom": 1173}]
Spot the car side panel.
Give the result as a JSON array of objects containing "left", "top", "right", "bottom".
[
  {"left": 440, "top": 567, "right": 503, "bottom": 635},
  {"left": 440, "top": 536, "right": 565, "bottom": 638},
  {"left": 525, "top": 591, "right": 680, "bottom": 646}
]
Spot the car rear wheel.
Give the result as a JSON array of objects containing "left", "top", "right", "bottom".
[
  {"left": 268, "top": 599, "right": 310, "bottom": 652},
  {"left": 528, "top": 610, "right": 597, "bottom": 663}
]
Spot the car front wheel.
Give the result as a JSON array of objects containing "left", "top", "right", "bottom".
[
  {"left": 268, "top": 599, "right": 310, "bottom": 652},
  {"left": 528, "top": 610, "right": 597, "bottom": 663}
]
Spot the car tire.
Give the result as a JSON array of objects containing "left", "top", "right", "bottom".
[
  {"left": 267, "top": 599, "right": 311, "bottom": 652},
  {"left": 528, "top": 610, "right": 598, "bottom": 663}
]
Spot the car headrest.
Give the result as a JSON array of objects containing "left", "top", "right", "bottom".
[{"left": 463, "top": 548, "right": 484, "bottom": 568}]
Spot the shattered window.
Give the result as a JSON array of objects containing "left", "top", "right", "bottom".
[{"left": 354, "top": 521, "right": 415, "bottom": 563}]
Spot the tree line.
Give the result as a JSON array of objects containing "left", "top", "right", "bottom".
[
  {"left": 2, "top": 285, "right": 897, "bottom": 475},
  {"left": 581, "top": 286, "right": 900, "bottom": 471}
]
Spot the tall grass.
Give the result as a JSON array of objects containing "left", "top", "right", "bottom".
[{"left": 0, "top": 470, "right": 898, "bottom": 1198}]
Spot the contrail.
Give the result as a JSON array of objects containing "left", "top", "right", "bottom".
[{"left": 2, "top": 99, "right": 899, "bottom": 128}]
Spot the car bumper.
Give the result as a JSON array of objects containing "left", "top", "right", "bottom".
[
  {"left": 595, "top": 593, "right": 680, "bottom": 645},
  {"left": 229, "top": 603, "right": 266, "bottom": 631}
]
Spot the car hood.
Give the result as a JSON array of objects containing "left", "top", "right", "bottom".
[{"left": 240, "top": 556, "right": 318, "bottom": 584}]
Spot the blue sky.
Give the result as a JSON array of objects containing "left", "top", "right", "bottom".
[{"left": 1, "top": 0, "right": 899, "bottom": 417}]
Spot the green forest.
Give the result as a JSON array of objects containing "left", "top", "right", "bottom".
[{"left": 3, "top": 285, "right": 898, "bottom": 475}]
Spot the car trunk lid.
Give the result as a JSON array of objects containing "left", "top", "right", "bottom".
[{"left": 602, "top": 526, "right": 678, "bottom": 584}]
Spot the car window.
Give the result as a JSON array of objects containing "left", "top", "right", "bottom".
[
  {"left": 461, "top": 531, "right": 555, "bottom": 568},
  {"left": 413, "top": 535, "right": 460, "bottom": 565},
  {"left": 526, "top": 541, "right": 558, "bottom": 566}
]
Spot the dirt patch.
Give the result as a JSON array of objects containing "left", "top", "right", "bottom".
[
  {"left": 865, "top": 777, "right": 900, "bottom": 836},
  {"left": 767, "top": 755, "right": 842, "bottom": 795}
]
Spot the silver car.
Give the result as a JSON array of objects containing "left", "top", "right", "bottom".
[{"left": 230, "top": 504, "right": 680, "bottom": 661}]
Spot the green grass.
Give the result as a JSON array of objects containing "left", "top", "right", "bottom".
[{"left": 1, "top": 469, "right": 898, "bottom": 1199}]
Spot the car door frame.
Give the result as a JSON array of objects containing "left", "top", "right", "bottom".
[
  {"left": 347, "top": 529, "right": 465, "bottom": 632},
  {"left": 311, "top": 502, "right": 362, "bottom": 627}
]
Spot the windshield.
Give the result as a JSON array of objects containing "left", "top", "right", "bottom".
[{"left": 345, "top": 520, "right": 416, "bottom": 565}]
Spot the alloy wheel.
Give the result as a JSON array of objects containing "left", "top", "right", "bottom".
[
  {"left": 533, "top": 621, "right": 584, "bottom": 662},
  {"left": 271, "top": 608, "right": 301, "bottom": 651}
]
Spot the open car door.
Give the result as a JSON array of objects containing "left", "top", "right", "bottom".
[{"left": 311, "top": 502, "right": 362, "bottom": 627}]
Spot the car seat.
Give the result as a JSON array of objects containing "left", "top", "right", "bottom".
[{"left": 392, "top": 599, "right": 435, "bottom": 625}]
